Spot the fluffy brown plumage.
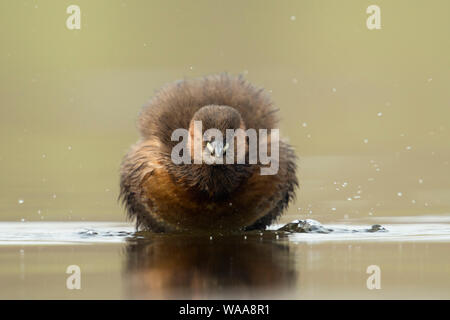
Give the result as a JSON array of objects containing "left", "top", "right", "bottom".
[{"left": 119, "top": 74, "right": 298, "bottom": 232}]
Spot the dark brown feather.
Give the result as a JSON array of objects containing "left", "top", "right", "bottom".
[{"left": 119, "top": 74, "right": 298, "bottom": 232}]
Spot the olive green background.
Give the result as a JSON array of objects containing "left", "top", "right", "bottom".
[{"left": 1, "top": 0, "right": 449, "bottom": 223}]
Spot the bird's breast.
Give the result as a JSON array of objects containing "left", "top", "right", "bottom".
[{"left": 141, "top": 165, "right": 281, "bottom": 231}]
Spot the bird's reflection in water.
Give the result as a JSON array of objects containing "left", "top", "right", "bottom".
[{"left": 123, "top": 233, "right": 298, "bottom": 299}]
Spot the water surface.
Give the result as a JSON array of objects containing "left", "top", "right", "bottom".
[{"left": 1, "top": 215, "right": 449, "bottom": 299}]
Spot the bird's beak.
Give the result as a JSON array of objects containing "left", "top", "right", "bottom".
[{"left": 206, "top": 141, "right": 228, "bottom": 157}]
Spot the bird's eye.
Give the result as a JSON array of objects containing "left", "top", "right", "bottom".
[{"left": 206, "top": 142, "right": 214, "bottom": 153}]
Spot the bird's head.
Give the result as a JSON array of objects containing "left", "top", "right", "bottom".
[{"left": 182, "top": 105, "right": 253, "bottom": 198}]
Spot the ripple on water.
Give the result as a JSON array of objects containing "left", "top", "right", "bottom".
[
  {"left": 0, "top": 216, "right": 449, "bottom": 245},
  {"left": 0, "top": 222, "right": 135, "bottom": 245}
]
